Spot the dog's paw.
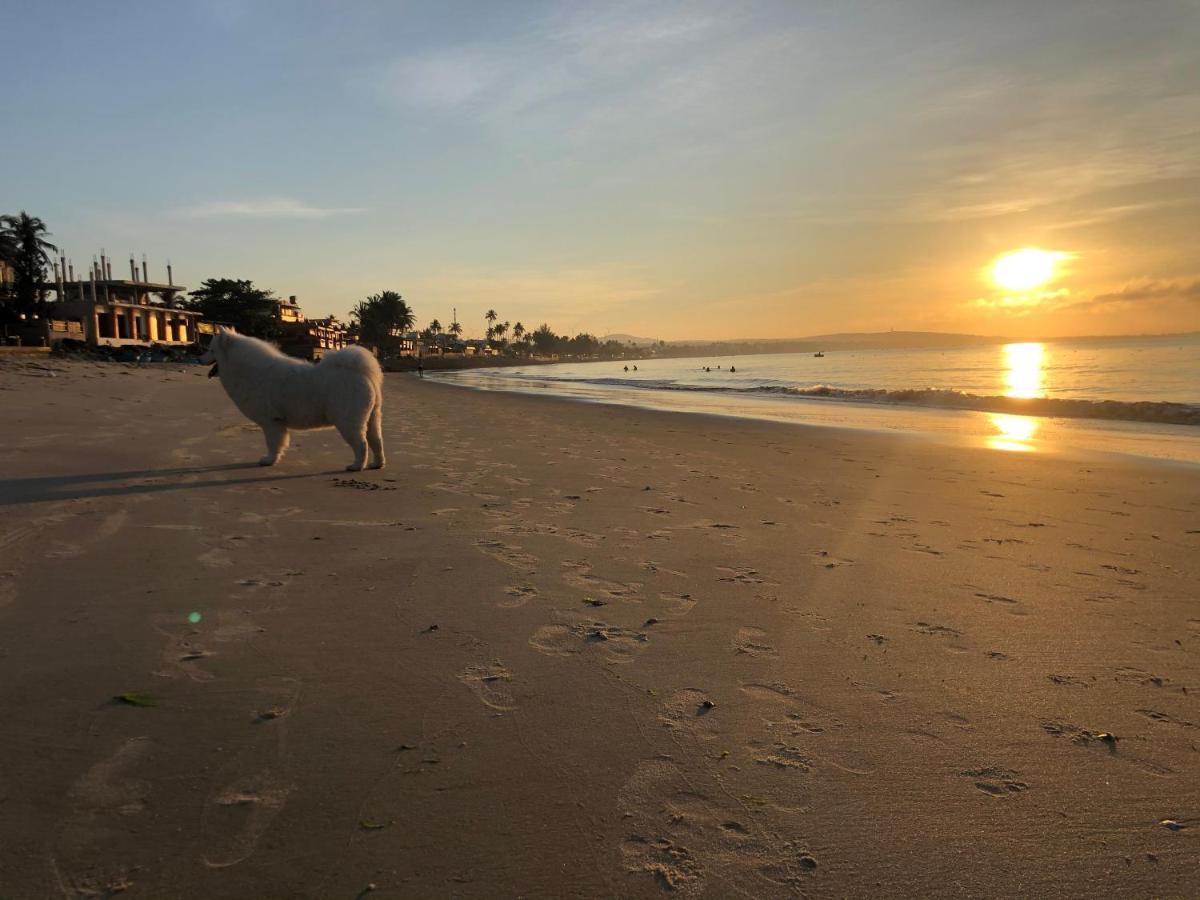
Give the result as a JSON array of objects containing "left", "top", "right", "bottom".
[
  {"left": 345, "top": 463, "right": 365, "bottom": 472},
  {"left": 367, "top": 460, "right": 385, "bottom": 470},
  {"left": 258, "top": 457, "right": 276, "bottom": 467}
]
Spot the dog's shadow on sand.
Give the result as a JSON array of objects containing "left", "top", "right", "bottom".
[{"left": 0, "top": 462, "right": 330, "bottom": 506}]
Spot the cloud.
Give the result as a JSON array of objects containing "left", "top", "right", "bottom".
[
  {"left": 1074, "top": 278, "right": 1200, "bottom": 310},
  {"left": 972, "top": 288, "right": 1072, "bottom": 315},
  {"left": 173, "top": 198, "right": 366, "bottom": 220}
]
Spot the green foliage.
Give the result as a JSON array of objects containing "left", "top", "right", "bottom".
[
  {"left": 350, "top": 290, "right": 414, "bottom": 353},
  {"left": 181, "top": 278, "right": 279, "bottom": 338},
  {"left": 113, "top": 692, "right": 157, "bottom": 707},
  {"left": 0, "top": 211, "right": 58, "bottom": 317}
]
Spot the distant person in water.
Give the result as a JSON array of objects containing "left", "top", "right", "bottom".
[
  {"left": 624, "top": 365, "right": 628, "bottom": 372},
  {"left": 730, "top": 366, "right": 736, "bottom": 373},
  {"left": 417, "top": 357, "right": 424, "bottom": 378},
  {"left": 633, "top": 365, "right": 638, "bottom": 371}
]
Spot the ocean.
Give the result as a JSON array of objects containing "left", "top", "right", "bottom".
[{"left": 432, "top": 334, "right": 1200, "bottom": 463}]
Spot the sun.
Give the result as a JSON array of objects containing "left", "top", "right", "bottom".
[{"left": 990, "top": 248, "right": 1063, "bottom": 292}]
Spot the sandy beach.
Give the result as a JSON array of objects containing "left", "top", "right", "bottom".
[{"left": 1, "top": 357, "right": 1198, "bottom": 898}]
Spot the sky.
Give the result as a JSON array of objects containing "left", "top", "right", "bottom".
[{"left": 4, "top": 0, "right": 1199, "bottom": 341}]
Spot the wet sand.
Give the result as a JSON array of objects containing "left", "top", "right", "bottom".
[{"left": 1, "top": 358, "right": 1198, "bottom": 898}]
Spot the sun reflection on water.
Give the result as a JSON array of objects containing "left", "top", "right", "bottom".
[
  {"left": 988, "top": 413, "right": 1038, "bottom": 452},
  {"left": 989, "top": 342, "right": 1045, "bottom": 451},
  {"left": 1003, "top": 342, "right": 1045, "bottom": 399}
]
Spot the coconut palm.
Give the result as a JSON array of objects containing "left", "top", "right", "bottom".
[
  {"left": 0, "top": 211, "right": 58, "bottom": 315},
  {"left": 448, "top": 320, "right": 463, "bottom": 338},
  {"left": 485, "top": 309, "right": 497, "bottom": 330},
  {"left": 512, "top": 322, "right": 524, "bottom": 342},
  {"left": 350, "top": 290, "right": 414, "bottom": 353},
  {"left": 429, "top": 318, "right": 442, "bottom": 335}
]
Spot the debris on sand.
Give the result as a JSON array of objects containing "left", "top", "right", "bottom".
[
  {"left": 113, "top": 692, "right": 157, "bottom": 707},
  {"left": 332, "top": 478, "right": 396, "bottom": 491},
  {"left": 359, "top": 820, "right": 393, "bottom": 831}
]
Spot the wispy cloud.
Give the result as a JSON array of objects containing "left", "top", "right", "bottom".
[
  {"left": 1070, "top": 278, "right": 1200, "bottom": 310},
  {"left": 173, "top": 198, "right": 366, "bottom": 220}
]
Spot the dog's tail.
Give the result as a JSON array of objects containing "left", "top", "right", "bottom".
[{"left": 319, "top": 345, "right": 383, "bottom": 385}]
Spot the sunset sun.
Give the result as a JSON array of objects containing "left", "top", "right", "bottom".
[{"left": 990, "top": 248, "right": 1064, "bottom": 292}]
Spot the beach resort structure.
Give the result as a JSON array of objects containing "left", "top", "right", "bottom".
[
  {"left": 9, "top": 254, "right": 200, "bottom": 349},
  {"left": 273, "top": 295, "right": 348, "bottom": 360}
]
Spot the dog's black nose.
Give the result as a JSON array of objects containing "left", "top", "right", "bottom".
[{"left": 208, "top": 363, "right": 220, "bottom": 378}]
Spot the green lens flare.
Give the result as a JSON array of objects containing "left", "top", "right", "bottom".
[{"left": 188, "top": 611, "right": 202, "bottom": 624}]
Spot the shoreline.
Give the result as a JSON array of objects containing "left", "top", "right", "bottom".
[{"left": 428, "top": 369, "right": 1200, "bottom": 466}]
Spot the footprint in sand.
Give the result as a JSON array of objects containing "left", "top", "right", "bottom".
[
  {"left": 152, "top": 613, "right": 219, "bottom": 682},
  {"left": 457, "top": 663, "right": 517, "bottom": 711},
  {"left": 52, "top": 737, "right": 153, "bottom": 894},
  {"left": 911, "top": 621, "right": 963, "bottom": 637},
  {"left": 716, "top": 566, "right": 777, "bottom": 586},
  {"left": 752, "top": 742, "right": 816, "bottom": 772},
  {"left": 659, "top": 592, "right": 697, "bottom": 616},
  {"left": 733, "top": 627, "right": 777, "bottom": 657},
  {"left": 197, "top": 546, "right": 235, "bottom": 568},
  {"left": 963, "top": 767, "right": 1028, "bottom": 797},
  {"left": 643, "top": 561, "right": 687, "bottom": 578},
  {"left": 529, "top": 618, "right": 649, "bottom": 662},
  {"left": 501, "top": 584, "right": 538, "bottom": 608},
  {"left": 657, "top": 688, "right": 722, "bottom": 739},
  {"left": 201, "top": 677, "right": 300, "bottom": 869},
  {"left": 560, "top": 560, "right": 642, "bottom": 598},
  {"left": 685, "top": 521, "right": 745, "bottom": 545},
  {"left": 202, "top": 774, "right": 291, "bottom": 869},
  {"left": 474, "top": 539, "right": 539, "bottom": 574},
  {"left": 67, "top": 736, "right": 152, "bottom": 816},
  {"left": 0, "top": 571, "right": 17, "bottom": 609},
  {"left": 618, "top": 758, "right": 817, "bottom": 896},
  {"left": 812, "top": 549, "right": 853, "bottom": 568},
  {"left": 213, "top": 609, "right": 266, "bottom": 644}
]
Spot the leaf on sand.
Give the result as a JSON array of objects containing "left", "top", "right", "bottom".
[
  {"left": 359, "top": 820, "right": 394, "bottom": 831},
  {"left": 113, "top": 692, "right": 157, "bottom": 707}
]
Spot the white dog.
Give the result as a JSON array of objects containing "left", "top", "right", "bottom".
[{"left": 201, "top": 329, "right": 385, "bottom": 471}]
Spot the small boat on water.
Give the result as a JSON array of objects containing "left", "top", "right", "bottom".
[{"left": 813, "top": 351, "right": 825, "bottom": 358}]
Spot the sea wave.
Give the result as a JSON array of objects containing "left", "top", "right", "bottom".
[{"left": 454, "top": 371, "right": 1200, "bottom": 426}]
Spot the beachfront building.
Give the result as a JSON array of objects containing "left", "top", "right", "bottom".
[
  {"left": 274, "top": 295, "right": 348, "bottom": 360},
  {"left": 43, "top": 256, "right": 199, "bottom": 348}
]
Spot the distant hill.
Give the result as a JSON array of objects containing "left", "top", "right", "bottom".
[
  {"left": 601, "top": 333, "right": 661, "bottom": 346},
  {"left": 659, "top": 331, "right": 1007, "bottom": 355}
]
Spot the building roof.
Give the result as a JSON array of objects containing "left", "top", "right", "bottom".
[
  {"left": 55, "top": 279, "right": 186, "bottom": 293},
  {"left": 55, "top": 297, "right": 201, "bottom": 316}
]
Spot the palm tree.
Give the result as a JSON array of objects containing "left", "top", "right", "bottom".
[
  {"left": 429, "top": 318, "right": 442, "bottom": 335},
  {"left": 350, "top": 290, "right": 414, "bottom": 353},
  {"left": 448, "top": 320, "right": 463, "bottom": 338},
  {"left": 0, "top": 211, "right": 58, "bottom": 315},
  {"left": 485, "top": 309, "right": 497, "bottom": 332},
  {"left": 494, "top": 321, "right": 509, "bottom": 341},
  {"left": 512, "top": 322, "right": 524, "bottom": 342}
]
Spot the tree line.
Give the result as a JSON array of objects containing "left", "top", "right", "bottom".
[
  {"left": 2, "top": 211, "right": 644, "bottom": 359},
  {"left": 0, "top": 210, "right": 57, "bottom": 321}
]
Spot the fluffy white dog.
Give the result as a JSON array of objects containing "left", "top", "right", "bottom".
[{"left": 201, "top": 329, "right": 385, "bottom": 471}]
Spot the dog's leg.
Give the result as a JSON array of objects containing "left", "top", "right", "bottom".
[
  {"left": 259, "top": 421, "right": 289, "bottom": 467},
  {"left": 366, "top": 401, "right": 385, "bottom": 470},
  {"left": 336, "top": 419, "right": 368, "bottom": 472}
]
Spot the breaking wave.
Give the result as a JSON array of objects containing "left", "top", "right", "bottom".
[{"left": 459, "top": 372, "right": 1200, "bottom": 426}]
